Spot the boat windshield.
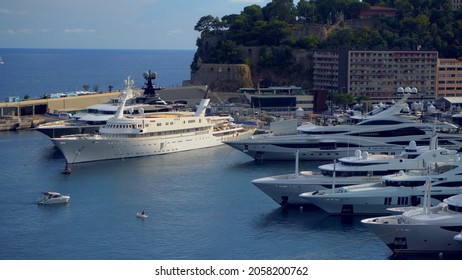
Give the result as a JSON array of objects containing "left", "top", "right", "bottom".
[{"left": 384, "top": 179, "right": 426, "bottom": 187}]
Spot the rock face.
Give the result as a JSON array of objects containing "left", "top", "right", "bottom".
[
  {"left": 188, "top": 25, "right": 328, "bottom": 91},
  {"left": 189, "top": 62, "right": 253, "bottom": 91}
]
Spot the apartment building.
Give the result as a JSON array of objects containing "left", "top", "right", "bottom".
[
  {"left": 313, "top": 49, "right": 439, "bottom": 102},
  {"left": 438, "top": 58, "right": 462, "bottom": 97}
]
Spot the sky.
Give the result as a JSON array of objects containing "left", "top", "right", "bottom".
[{"left": 0, "top": 0, "right": 272, "bottom": 50}]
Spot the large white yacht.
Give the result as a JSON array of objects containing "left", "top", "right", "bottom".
[
  {"left": 299, "top": 159, "right": 462, "bottom": 215},
  {"left": 35, "top": 71, "right": 177, "bottom": 138},
  {"left": 252, "top": 133, "right": 458, "bottom": 206},
  {"left": 225, "top": 88, "right": 462, "bottom": 161},
  {"left": 51, "top": 77, "right": 256, "bottom": 164},
  {"left": 361, "top": 192, "right": 462, "bottom": 255}
]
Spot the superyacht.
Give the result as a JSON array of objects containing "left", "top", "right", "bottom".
[
  {"left": 362, "top": 192, "right": 462, "bottom": 255},
  {"left": 51, "top": 77, "right": 256, "bottom": 164},
  {"left": 252, "top": 133, "right": 458, "bottom": 206},
  {"left": 225, "top": 88, "right": 462, "bottom": 161},
  {"left": 299, "top": 158, "right": 462, "bottom": 215},
  {"left": 35, "top": 71, "right": 177, "bottom": 138}
]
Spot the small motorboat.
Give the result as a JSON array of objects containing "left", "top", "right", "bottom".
[
  {"left": 37, "top": 191, "right": 70, "bottom": 205},
  {"left": 136, "top": 209, "right": 148, "bottom": 219}
]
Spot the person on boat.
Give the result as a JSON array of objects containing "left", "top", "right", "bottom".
[
  {"left": 141, "top": 209, "right": 146, "bottom": 216},
  {"left": 63, "top": 163, "right": 71, "bottom": 174}
]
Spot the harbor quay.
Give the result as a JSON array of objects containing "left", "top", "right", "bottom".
[
  {"left": 0, "top": 86, "right": 210, "bottom": 131},
  {"left": 0, "top": 91, "right": 122, "bottom": 131},
  {"left": 0, "top": 91, "right": 122, "bottom": 117}
]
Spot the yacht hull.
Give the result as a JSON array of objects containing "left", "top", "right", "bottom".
[
  {"left": 225, "top": 128, "right": 462, "bottom": 161},
  {"left": 52, "top": 129, "right": 255, "bottom": 163},
  {"left": 362, "top": 216, "right": 462, "bottom": 254},
  {"left": 226, "top": 138, "right": 417, "bottom": 161},
  {"left": 301, "top": 187, "right": 462, "bottom": 215},
  {"left": 251, "top": 174, "right": 381, "bottom": 206}
]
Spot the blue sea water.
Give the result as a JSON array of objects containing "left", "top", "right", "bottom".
[
  {"left": 0, "top": 48, "right": 194, "bottom": 100},
  {"left": 0, "top": 49, "right": 423, "bottom": 261},
  {"left": 0, "top": 130, "right": 391, "bottom": 260}
]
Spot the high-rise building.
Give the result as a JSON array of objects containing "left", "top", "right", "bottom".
[
  {"left": 437, "top": 58, "right": 462, "bottom": 97},
  {"left": 313, "top": 49, "right": 438, "bottom": 102}
]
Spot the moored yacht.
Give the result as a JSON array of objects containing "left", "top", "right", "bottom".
[
  {"left": 51, "top": 77, "right": 256, "bottom": 164},
  {"left": 299, "top": 159, "right": 462, "bottom": 215},
  {"left": 35, "top": 71, "right": 178, "bottom": 138},
  {"left": 225, "top": 88, "right": 462, "bottom": 161},
  {"left": 361, "top": 192, "right": 462, "bottom": 255},
  {"left": 251, "top": 132, "right": 457, "bottom": 206}
]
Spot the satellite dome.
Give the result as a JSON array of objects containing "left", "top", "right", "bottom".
[{"left": 397, "top": 87, "right": 404, "bottom": 94}]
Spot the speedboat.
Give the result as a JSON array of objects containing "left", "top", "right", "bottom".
[
  {"left": 225, "top": 88, "right": 462, "bottom": 161},
  {"left": 251, "top": 132, "right": 458, "bottom": 206},
  {"left": 37, "top": 191, "right": 70, "bottom": 205},
  {"left": 361, "top": 192, "right": 462, "bottom": 255},
  {"left": 299, "top": 159, "right": 462, "bottom": 215},
  {"left": 50, "top": 77, "right": 256, "bottom": 164}
]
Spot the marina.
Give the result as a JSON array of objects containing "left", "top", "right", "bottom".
[
  {"left": 1, "top": 129, "right": 461, "bottom": 260},
  {"left": 1, "top": 48, "right": 462, "bottom": 262},
  {"left": 224, "top": 90, "right": 462, "bottom": 161},
  {"left": 50, "top": 77, "right": 256, "bottom": 164},
  {"left": 0, "top": 129, "right": 394, "bottom": 260},
  {"left": 251, "top": 133, "right": 459, "bottom": 206},
  {"left": 299, "top": 161, "right": 462, "bottom": 215}
]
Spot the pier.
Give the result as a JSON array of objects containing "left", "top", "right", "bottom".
[
  {"left": 0, "top": 91, "right": 122, "bottom": 117},
  {"left": 0, "top": 91, "right": 121, "bottom": 131},
  {"left": 0, "top": 86, "right": 209, "bottom": 131}
]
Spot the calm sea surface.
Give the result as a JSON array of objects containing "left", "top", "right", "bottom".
[
  {"left": 0, "top": 48, "right": 193, "bottom": 99},
  {"left": 0, "top": 49, "right": 425, "bottom": 261}
]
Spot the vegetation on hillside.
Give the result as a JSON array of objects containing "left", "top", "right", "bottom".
[{"left": 192, "top": 0, "right": 462, "bottom": 89}]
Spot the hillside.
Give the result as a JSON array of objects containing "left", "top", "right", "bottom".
[{"left": 190, "top": 0, "right": 462, "bottom": 91}]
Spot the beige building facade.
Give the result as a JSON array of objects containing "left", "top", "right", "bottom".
[
  {"left": 313, "top": 49, "right": 439, "bottom": 102},
  {"left": 437, "top": 58, "right": 462, "bottom": 97}
]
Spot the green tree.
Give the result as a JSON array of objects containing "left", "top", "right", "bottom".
[
  {"left": 296, "top": 34, "right": 320, "bottom": 49},
  {"left": 263, "top": 0, "right": 297, "bottom": 23},
  {"left": 328, "top": 92, "right": 355, "bottom": 110},
  {"left": 229, "top": 5, "right": 265, "bottom": 45},
  {"left": 296, "top": 0, "right": 314, "bottom": 22},
  {"left": 259, "top": 20, "right": 292, "bottom": 45},
  {"left": 194, "top": 15, "right": 221, "bottom": 33},
  {"left": 215, "top": 40, "right": 243, "bottom": 63}
]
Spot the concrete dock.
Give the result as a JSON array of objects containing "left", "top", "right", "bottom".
[{"left": 0, "top": 86, "right": 209, "bottom": 131}]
